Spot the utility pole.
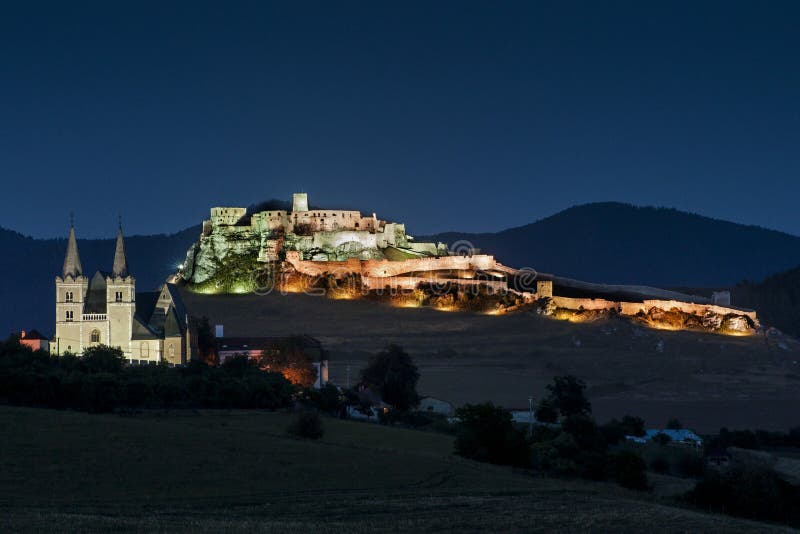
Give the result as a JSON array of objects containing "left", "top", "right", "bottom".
[{"left": 528, "top": 396, "right": 534, "bottom": 437}]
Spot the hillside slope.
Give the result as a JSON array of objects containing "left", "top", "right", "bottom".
[
  {"left": 6, "top": 201, "right": 800, "bottom": 335},
  {"left": 421, "top": 203, "right": 800, "bottom": 287}
]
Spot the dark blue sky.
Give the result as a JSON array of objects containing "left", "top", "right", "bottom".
[{"left": 2, "top": 1, "right": 799, "bottom": 238}]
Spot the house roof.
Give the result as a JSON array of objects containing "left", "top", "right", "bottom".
[
  {"left": 645, "top": 429, "right": 702, "bottom": 443},
  {"left": 217, "top": 335, "right": 324, "bottom": 357},
  {"left": 21, "top": 329, "right": 47, "bottom": 340},
  {"left": 134, "top": 291, "right": 160, "bottom": 324}
]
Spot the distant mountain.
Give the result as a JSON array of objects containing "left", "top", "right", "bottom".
[
  {"left": 0, "top": 225, "right": 200, "bottom": 338},
  {"left": 420, "top": 202, "right": 800, "bottom": 288},
  {"left": 5, "top": 201, "right": 800, "bottom": 337}
]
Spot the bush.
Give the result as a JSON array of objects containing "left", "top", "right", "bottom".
[
  {"left": 454, "top": 403, "right": 530, "bottom": 467},
  {"left": 650, "top": 455, "right": 669, "bottom": 474},
  {"left": 288, "top": 412, "right": 324, "bottom": 440},
  {"left": 612, "top": 451, "right": 648, "bottom": 490}
]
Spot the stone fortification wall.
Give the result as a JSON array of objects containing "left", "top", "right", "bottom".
[
  {"left": 362, "top": 276, "right": 508, "bottom": 291},
  {"left": 551, "top": 295, "right": 757, "bottom": 321},
  {"left": 284, "top": 251, "right": 500, "bottom": 279}
]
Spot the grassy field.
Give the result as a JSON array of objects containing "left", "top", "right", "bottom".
[
  {"left": 0, "top": 406, "right": 790, "bottom": 532},
  {"left": 182, "top": 290, "right": 800, "bottom": 431}
]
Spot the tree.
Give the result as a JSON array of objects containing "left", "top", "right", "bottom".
[
  {"left": 360, "top": 345, "right": 420, "bottom": 411},
  {"left": 666, "top": 417, "right": 683, "bottom": 430},
  {"left": 545, "top": 375, "right": 591, "bottom": 418},
  {"left": 257, "top": 337, "right": 318, "bottom": 388},
  {"left": 535, "top": 398, "right": 558, "bottom": 423},
  {"left": 196, "top": 317, "right": 217, "bottom": 365},
  {"left": 454, "top": 403, "right": 530, "bottom": 467},
  {"left": 621, "top": 415, "right": 646, "bottom": 437},
  {"left": 81, "top": 345, "right": 125, "bottom": 374}
]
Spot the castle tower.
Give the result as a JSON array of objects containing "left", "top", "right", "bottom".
[
  {"left": 292, "top": 192, "right": 309, "bottom": 213},
  {"left": 54, "top": 223, "right": 89, "bottom": 354},
  {"left": 106, "top": 222, "right": 135, "bottom": 355}
]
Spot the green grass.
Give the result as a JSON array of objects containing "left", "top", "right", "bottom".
[{"left": 0, "top": 406, "right": 790, "bottom": 532}]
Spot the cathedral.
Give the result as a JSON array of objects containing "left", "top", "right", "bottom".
[{"left": 53, "top": 223, "right": 193, "bottom": 365}]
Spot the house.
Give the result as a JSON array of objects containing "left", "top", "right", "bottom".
[
  {"left": 627, "top": 428, "right": 703, "bottom": 447},
  {"left": 19, "top": 330, "right": 49, "bottom": 351},
  {"left": 419, "top": 396, "right": 454, "bottom": 416}
]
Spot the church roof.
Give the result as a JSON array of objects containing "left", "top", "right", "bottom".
[
  {"left": 131, "top": 316, "right": 160, "bottom": 340},
  {"left": 134, "top": 291, "right": 160, "bottom": 325},
  {"left": 112, "top": 224, "right": 129, "bottom": 278},
  {"left": 62, "top": 225, "right": 83, "bottom": 278}
]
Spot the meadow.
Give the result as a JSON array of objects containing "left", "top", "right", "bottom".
[{"left": 0, "top": 406, "right": 789, "bottom": 532}]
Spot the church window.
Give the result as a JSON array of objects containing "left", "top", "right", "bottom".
[
  {"left": 90, "top": 330, "right": 100, "bottom": 343},
  {"left": 65, "top": 291, "right": 73, "bottom": 302},
  {"left": 168, "top": 344, "right": 175, "bottom": 357},
  {"left": 65, "top": 310, "right": 73, "bottom": 322},
  {"left": 115, "top": 291, "right": 123, "bottom": 302}
]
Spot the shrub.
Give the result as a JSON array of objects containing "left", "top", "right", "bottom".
[
  {"left": 612, "top": 451, "right": 648, "bottom": 490},
  {"left": 288, "top": 412, "right": 324, "bottom": 440},
  {"left": 650, "top": 455, "right": 669, "bottom": 474},
  {"left": 687, "top": 463, "right": 800, "bottom": 526}
]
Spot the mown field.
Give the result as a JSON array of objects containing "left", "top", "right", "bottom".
[
  {"left": 182, "top": 291, "right": 800, "bottom": 431},
  {"left": 0, "top": 406, "right": 791, "bottom": 532}
]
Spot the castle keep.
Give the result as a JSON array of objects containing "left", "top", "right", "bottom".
[{"left": 53, "top": 223, "right": 192, "bottom": 364}]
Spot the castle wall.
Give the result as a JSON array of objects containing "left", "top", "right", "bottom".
[
  {"left": 284, "top": 252, "right": 500, "bottom": 279},
  {"left": 312, "top": 230, "right": 378, "bottom": 251},
  {"left": 210, "top": 207, "right": 247, "bottom": 226},
  {"left": 361, "top": 275, "right": 507, "bottom": 291},
  {"left": 550, "top": 295, "right": 757, "bottom": 322}
]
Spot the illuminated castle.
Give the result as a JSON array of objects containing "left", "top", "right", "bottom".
[{"left": 53, "top": 223, "right": 192, "bottom": 364}]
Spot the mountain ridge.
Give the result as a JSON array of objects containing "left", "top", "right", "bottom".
[{"left": 5, "top": 201, "right": 800, "bottom": 336}]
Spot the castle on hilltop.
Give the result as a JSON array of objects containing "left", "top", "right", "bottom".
[
  {"left": 178, "top": 192, "right": 759, "bottom": 336},
  {"left": 53, "top": 223, "right": 193, "bottom": 364},
  {"left": 180, "top": 192, "right": 453, "bottom": 285}
]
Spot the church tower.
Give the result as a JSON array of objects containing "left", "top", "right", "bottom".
[
  {"left": 106, "top": 222, "right": 135, "bottom": 355},
  {"left": 54, "top": 222, "right": 88, "bottom": 354}
]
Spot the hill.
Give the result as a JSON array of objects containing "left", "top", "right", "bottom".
[
  {"left": 733, "top": 265, "right": 800, "bottom": 337},
  {"left": 0, "top": 406, "right": 787, "bottom": 532},
  {"left": 181, "top": 290, "right": 800, "bottom": 432},
  {"left": 6, "top": 201, "right": 800, "bottom": 335},
  {"left": 420, "top": 203, "right": 800, "bottom": 287}
]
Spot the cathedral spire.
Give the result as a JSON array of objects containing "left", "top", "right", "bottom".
[
  {"left": 112, "top": 219, "right": 129, "bottom": 278},
  {"left": 62, "top": 220, "right": 83, "bottom": 278}
]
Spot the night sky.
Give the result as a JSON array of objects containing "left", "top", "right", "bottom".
[{"left": 2, "top": 1, "right": 799, "bottom": 239}]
